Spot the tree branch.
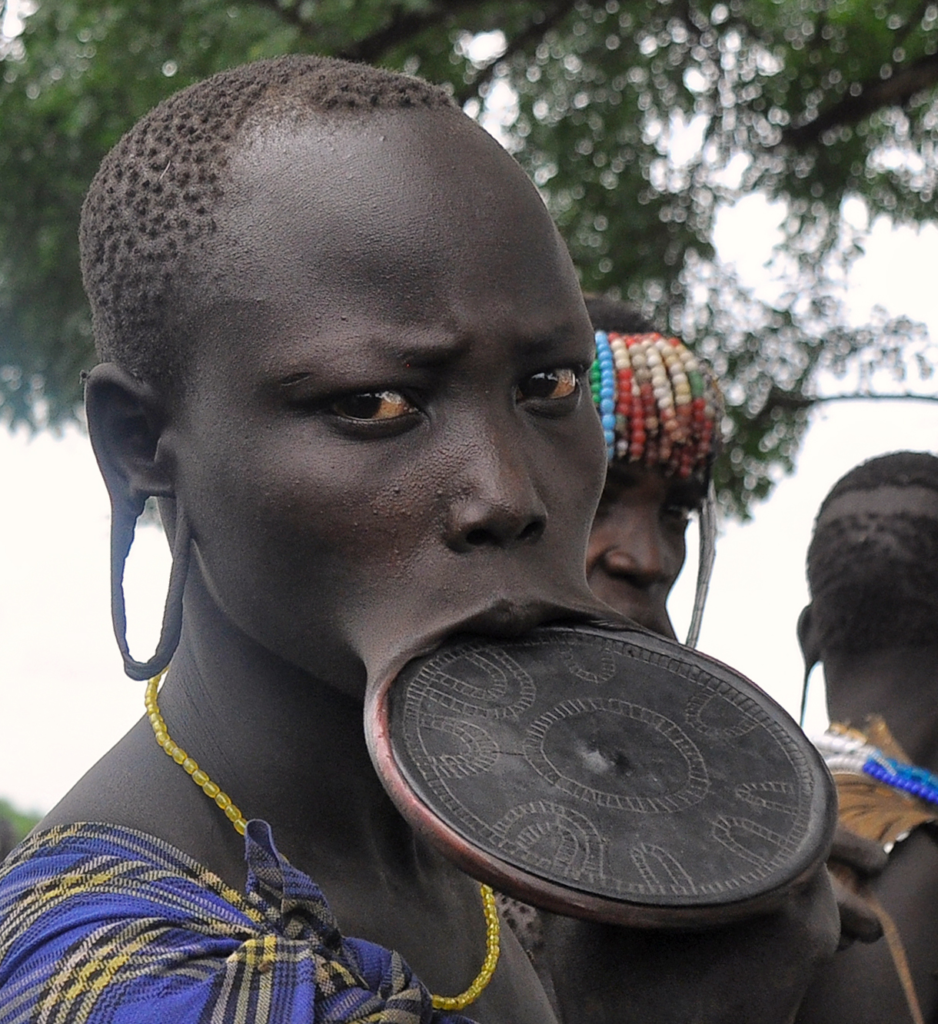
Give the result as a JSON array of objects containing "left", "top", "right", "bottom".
[
  {"left": 337, "top": 1, "right": 485, "bottom": 64},
  {"left": 892, "top": 0, "right": 932, "bottom": 52},
  {"left": 781, "top": 49, "right": 938, "bottom": 148},
  {"left": 247, "top": 0, "right": 486, "bottom": 63},
  {"left": 453, "top": 0, "right": 579, "bottom": 106},
  {"left": 811, "top": 391, "right": 938, "bottom": 404},
  {"left": 753, "top": 387, "right": 938, "bottom": 423}
]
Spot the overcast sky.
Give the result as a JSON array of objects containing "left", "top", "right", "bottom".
[{"left": 2, "top": 199, "right": 938, "bottom": 816}]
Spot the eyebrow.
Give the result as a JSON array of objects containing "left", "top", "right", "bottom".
[
  {"left": 397, "top": 325, "right": 585, "bottom": 363},
  {"left": 267, "top": 333, "right": 474, "bottom": 389},
  {"left": 268, "top": 321, "right": 588, "bottom": 391},
  {"left": 390, "top": 335, "right": 474, "bottom": 369}
]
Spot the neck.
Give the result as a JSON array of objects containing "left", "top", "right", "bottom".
[
  {"left": 136, "top": 574, "right": 510, "bottom": 1006},
  {"left": 824, "top": 645, "right": 938, "bottom": 771},
  {"left": 157, "top": 570, "right": 417, "bottom": 877}
]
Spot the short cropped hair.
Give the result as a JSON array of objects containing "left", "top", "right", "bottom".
[
  {"left": 806, "top": 451, "right": 938, "bottom": 653},
  {"left": 80, "top": 55, "right": 454, "bottom": 391}
]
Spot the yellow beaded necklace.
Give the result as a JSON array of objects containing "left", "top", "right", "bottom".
[{"left": 144, "top": 672, "right": 500, "bottom": 1012}]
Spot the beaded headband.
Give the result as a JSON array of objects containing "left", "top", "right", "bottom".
[
  {"left": 590, "top": 330, "right": 721, "bottom": 648},
  {"left": 590, "top": 331, "right": 718, "bottom": 475}
]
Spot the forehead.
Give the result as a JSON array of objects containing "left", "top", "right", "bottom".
[
  {"left": 602, "top": 461, "right": 707, "bottom": 504},
  {"left": 184, "top": 107, "right": 585, "bottom": 355}
]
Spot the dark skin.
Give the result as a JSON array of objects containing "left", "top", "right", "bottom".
[
  {"left": 45, "top": 106, "right": 837, "bottom": 1023},
  {"left": 585, "top": 460, "right": 705, "bottom": 639},
  {"left": 796, "top": 592, "right": 938, "bottom": 1024}
]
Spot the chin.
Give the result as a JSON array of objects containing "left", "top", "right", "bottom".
[{"left": 588, "top": 586, "right": 671, "bottom": 638}]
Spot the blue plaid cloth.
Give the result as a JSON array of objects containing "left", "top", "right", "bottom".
[{"left": 0, "top": 820, "right": 478, "bottom": 1023}]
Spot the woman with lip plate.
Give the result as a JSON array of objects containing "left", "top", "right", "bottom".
[{"left": 0, "top": 55, "right": 838, "bottom": 1024}]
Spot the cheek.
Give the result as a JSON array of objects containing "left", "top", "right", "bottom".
[
  {"left": 550, "top": 416, "right": 607, "bottom": 539},
  {"left": 223, "top": 442, "right": 443, "bottom": 585},
  {"left": 662, "top": 529, "right": 689, "bottom": 583},
  {"left": 180, "top": 436, "right": 357, "bottom": 592},
  {"left": 584, "top": 521, "right": 612, "bottom": 572}
]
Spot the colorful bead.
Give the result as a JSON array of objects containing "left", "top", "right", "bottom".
[
  {"left": 590, "top": 331, "right": 720, "bottom": 477},
  {"left": 593, "top": 331, "right": 618, "bottom": 460},
  {"left": 815, "top": 726, "right": 938, "bottom": 810},
  {"left": 431, "top": 882, "right": 500, "bottom": 1011},
  {"left": 144, "top": 671, "right": 500, "bottom": 1009},
  {"left": 862, "top": 757, "right": 938, "bottom": 807}
]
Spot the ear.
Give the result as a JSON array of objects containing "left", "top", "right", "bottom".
[
  {"left": 796, "top": 604, "right": 821, "bottom": 675},
  {"left": 84, "top": 362, "right": 175, "bottom": 514},
  {"left": 85, "top": 363, "right": 189, "bottom": 680}
]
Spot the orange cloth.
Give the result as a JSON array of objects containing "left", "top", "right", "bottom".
[
  {"left": 829, "top": 716, "right": 937, "bottom": 851},
  {"left": 825, "top": 717, "right": 935, "bottom": 1024}
]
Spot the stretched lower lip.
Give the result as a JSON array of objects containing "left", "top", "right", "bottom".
[{"left": 361, "top": 593, "right": 614, "bottom": 698}]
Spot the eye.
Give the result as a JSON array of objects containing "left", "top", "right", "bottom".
[
  {"left": 516, "top": 367, "right": 579, "bottom": 402},
  {"left": 330, "top": 390, "right": 417, "bottom": 421},
  {"left": 662, "top": 502, "right": 697, "bottom": 529},
  {"left": 593, "top": 491, "right": 616, "bottom": 520},
  {"left": 661, "top": 480, "right": 705, "bottom": 527}
]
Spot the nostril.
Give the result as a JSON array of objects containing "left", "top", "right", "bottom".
[
  {"left": 519, "top": 519, "right": 545, "bottom": 543},
  {"left": 463, "top": 518, "right": 545, "bottom": 548}
]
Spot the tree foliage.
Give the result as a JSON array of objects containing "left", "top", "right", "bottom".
[
  {"left": 0, "top": 795, "right": 41, "bottom": 844},
  {"left": 1, "top": 0, "right": 937, "bottom": 515}
]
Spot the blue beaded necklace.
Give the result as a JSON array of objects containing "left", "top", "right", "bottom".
[
  {"left": 816, "top": 727, "right": 938, "bottom": 808},
  {"left": 863, "top": 757, "right": 938, "bottom": 806}
]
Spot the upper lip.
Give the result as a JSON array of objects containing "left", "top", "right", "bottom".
[
  {"left": 458, "top": 599, "right": 559, "bottom": 638},
  {"left": 451, "top": 595, "right": 616, "bottom": 641}
]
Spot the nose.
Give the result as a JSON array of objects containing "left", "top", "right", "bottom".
[
  {"left": 591, "top": 518, "right": 671, "bottom": 590},
  {"left": 601, "top": 543, "right": 668, "bottom": 588},
  {"left": 443, "top": 436, "right": 548, "bottom": 553}
]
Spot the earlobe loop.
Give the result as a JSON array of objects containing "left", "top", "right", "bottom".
[
  {"left": 796, "top": 605, "right": 820, "bottom": 729},
  {"left": 111, "top": 498, "right": 190, "bottom": 681},
  {"left": 684, "top": 480, "right": 717, "bottom": 649}
]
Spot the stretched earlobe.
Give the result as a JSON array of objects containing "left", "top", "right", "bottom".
[
  {"left": 796, "top": 604, "right": 820, "bottom": 729},
  {"left": 85, "top": 362, "right": 185, "bottom": 679},
  {"left": 797, "top": 604, "right": 820, "bottom": 674},
  {"left": 111, "top": 502, "right": 190, "bottom": 680},
  {"left": 685, "top": 480, "right": 717, "bottom": 649}
]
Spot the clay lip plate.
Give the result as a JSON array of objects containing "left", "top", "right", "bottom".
[{"left": 366, "top": 623, "right": 836, "bottom": 929}]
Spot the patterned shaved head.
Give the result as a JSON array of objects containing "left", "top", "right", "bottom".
[
  {"left": 806, "top": 450, "right": 938, "bottom": 654},
  {"left": 80, "top": 54, "right": 454, "bottom": 391}
]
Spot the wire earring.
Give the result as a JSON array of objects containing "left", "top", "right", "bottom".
[
  {"left": 685, "top": 479, "right": 717, "bottom": 649},
  {"left": 110, "top": 498, "right": 190, "bottom": 681}
]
